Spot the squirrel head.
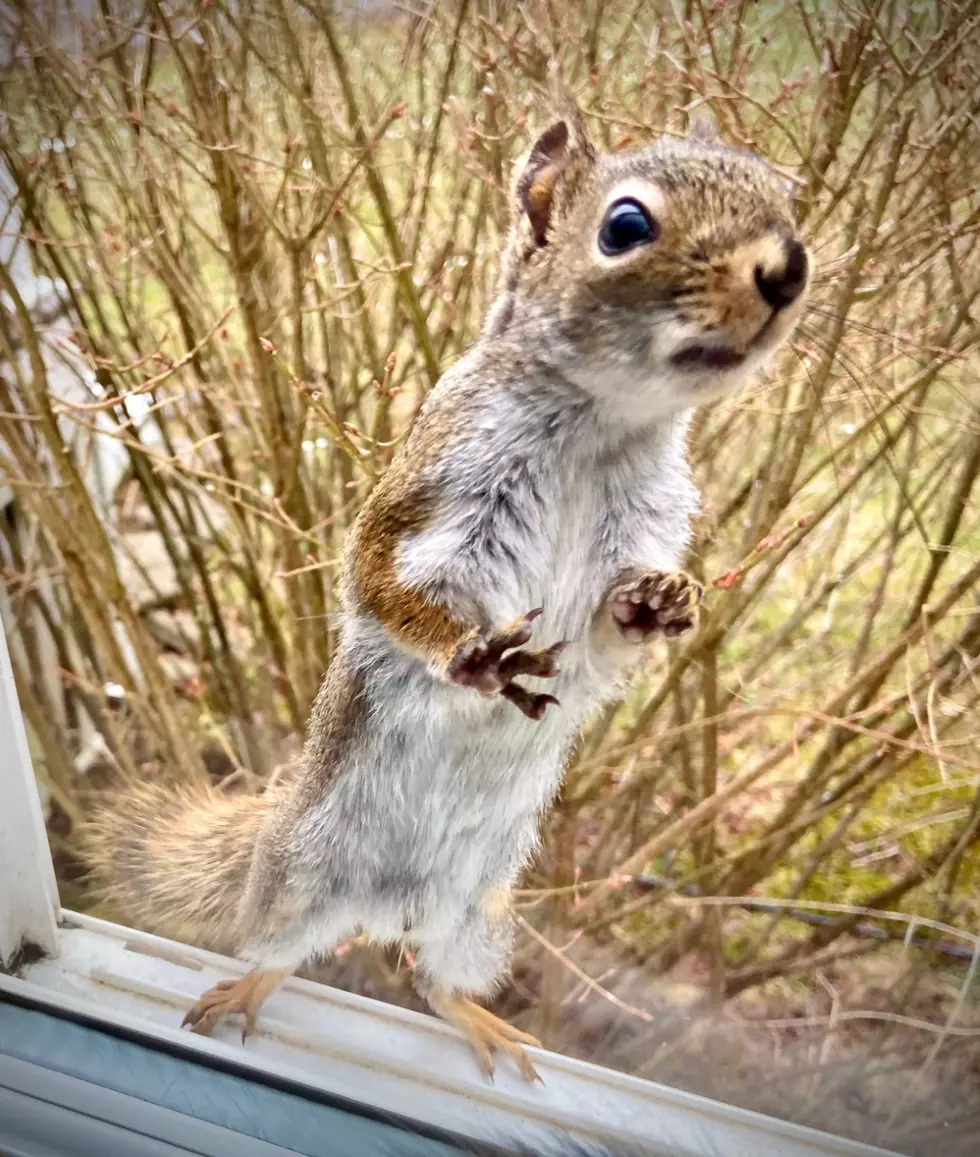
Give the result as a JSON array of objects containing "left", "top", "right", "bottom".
[{"left": 491, "top": 107, "right": 809, "bottom": 423}]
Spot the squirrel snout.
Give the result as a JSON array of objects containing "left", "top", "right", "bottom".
[{"left": 754, "top": 238, "right": 809, "bottom": 310}]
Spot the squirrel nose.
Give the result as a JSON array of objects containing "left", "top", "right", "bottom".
[{"left": 754, "top": 239, "right": 808, "bottom": 310}]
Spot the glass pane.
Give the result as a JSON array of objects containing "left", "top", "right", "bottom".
[{"left": 0, "top": 1001, "right": 480, "bottom": 1156}]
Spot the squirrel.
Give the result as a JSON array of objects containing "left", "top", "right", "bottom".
[{"left": 85, "top": 105, "right": 809, "bottom": 1084}]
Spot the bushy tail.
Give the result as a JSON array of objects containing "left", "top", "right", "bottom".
[{"left": 82, "top": 781, "right": 272, "bottom": 955}]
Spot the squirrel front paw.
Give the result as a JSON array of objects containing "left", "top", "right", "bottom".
[
  {"left": 608, "top": 571, "right": 703, "bottom": 642},
  {"left": 447, "top": 608, "right": 566, "bottom": 721}
]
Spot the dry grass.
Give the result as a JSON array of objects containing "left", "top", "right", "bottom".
[{"left": 1, "top": 1, "right": 979, "bottom": 1152}]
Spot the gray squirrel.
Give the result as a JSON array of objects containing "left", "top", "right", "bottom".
[{"left": 87, "top": 104, "right": 809, "bottom": 1083}]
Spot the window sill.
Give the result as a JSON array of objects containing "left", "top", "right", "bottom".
[{"left": 0, "top": 910, "right": 898, "bottom": 1157}]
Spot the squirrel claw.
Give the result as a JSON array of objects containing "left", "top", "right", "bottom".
[
  {"left": 609, "top": 571, "right": 703, "bottom": 642},
  {"left": 430, "top": 992, "right": 543, "bottom": 1084},
  {"left": 499, "top": 638, "right": 567, "bottom": 680},
  {"left": 448, "top": 610, "right": 564, "bottom": 719},
  {"left": 502, "top": 684, "right": 560, "bottom": 720},
  {"left": 181, "top": 969, "right": 284, "bottom": 1043}
]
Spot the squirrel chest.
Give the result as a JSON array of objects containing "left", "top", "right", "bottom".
[{"left": 392, "top": 383, "right": 698, "bottom": 697}]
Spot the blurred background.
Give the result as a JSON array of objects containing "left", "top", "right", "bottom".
[{"left": 0, "top": 1, "right": 978, "bottom": 1153}]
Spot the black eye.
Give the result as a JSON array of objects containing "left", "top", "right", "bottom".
[{"left": 598, "top": 198, "right": 659, "bottom": 256}]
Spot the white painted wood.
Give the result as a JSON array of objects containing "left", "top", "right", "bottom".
[
  {"left": 0, "top": 624, "right": 59, "bottom": 969},
  {"left": 0, "top": 520, "right": 67, "bottom": 733},
  {"left": 4, "top": 912, "right": 900, "bottom": 1157}
]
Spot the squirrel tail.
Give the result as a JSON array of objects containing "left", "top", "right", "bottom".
[{"left": 82, "top": 780, "right": 271, "bottom": 955}]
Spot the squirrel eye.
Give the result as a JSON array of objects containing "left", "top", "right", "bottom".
[{"left": 598, "top": 198, "right": 659, "bottom": 256}]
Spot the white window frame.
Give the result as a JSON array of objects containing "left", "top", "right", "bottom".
[
  {"left": 0, "top": 612, "right": 60, "bottom": 968},
  {"left": 0, "top": 625, "right": 900, "bottom": 1157}
]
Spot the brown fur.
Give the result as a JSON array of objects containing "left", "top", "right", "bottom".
[
  {"left": 235, "top": 652, "right": 370, "bottom": 946},
  {"left": 350, "top": 480, "right": 472, "bottom": 663},
  {"left": 345, "top": 399, "right": 481, "bottom": 667},
  {"left": 82, "top": 780, "right": 271, "bottom": 954}
]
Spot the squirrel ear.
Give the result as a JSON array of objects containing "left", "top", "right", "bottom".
[
  {"left": 514, "top": 107, "right": 595, "bottom": 249},
  {"left": 688, "top": 113, "right": 720, "bottom": 144}
]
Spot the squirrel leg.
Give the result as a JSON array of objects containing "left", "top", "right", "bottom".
[
  {"left": 182, "top": 967, "right": 289, "bottom": 1043},
  {"left": 413, "top": 887, "right": 541, "bottom": 1081}
]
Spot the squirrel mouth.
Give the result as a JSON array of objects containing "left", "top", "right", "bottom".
[{"left": 670, "top": 343, "right": 746, "bottom": 371}]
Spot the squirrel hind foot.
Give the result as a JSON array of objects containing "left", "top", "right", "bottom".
[
  {"left": 181, "top": 968, "right": 288, "bottom": 1044},
  {"left": 429, "top": 992, "right": 543, "bottom": 1084}
]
